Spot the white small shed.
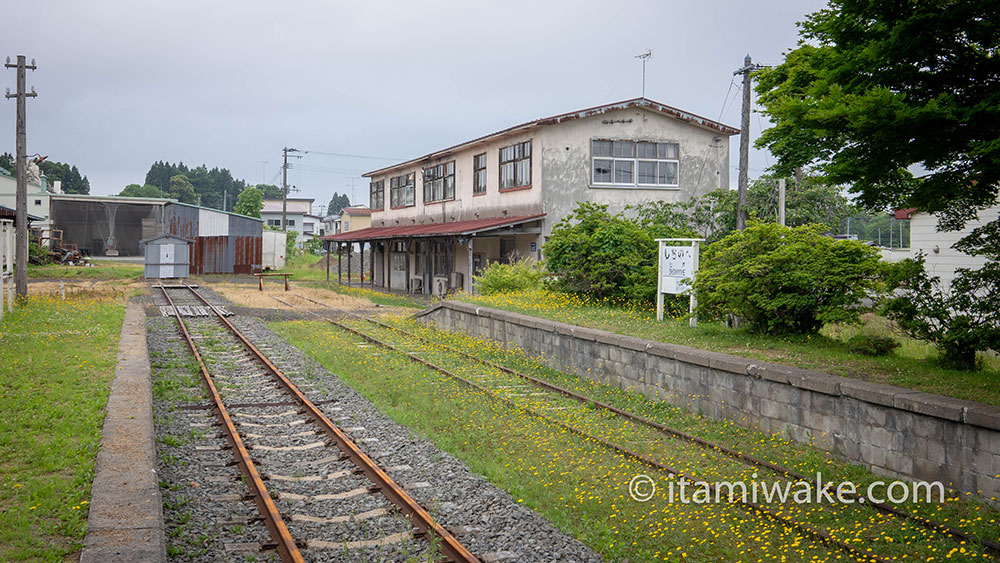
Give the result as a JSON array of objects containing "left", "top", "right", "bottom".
[{"left": 143, "top": 233, "right": 193, "bottom": 279}]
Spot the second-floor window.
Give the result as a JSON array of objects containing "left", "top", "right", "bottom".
[
  {"left": 370, "top": 179, "right": 384, "bottom": 210},
  {"left": 499, "top": 140, "right": 531, "bottom": 190},
  {"left": 423, "top": 161, "right": 455, "bottom": 203},
  {"left": 390, "top": 173, "right": 415, "bottom": 208},
  {"left": 473, "top": 153, "right": 487, "bottom": 194},
  {"left": 592, "top": 140, "right": 679, "bottom": 187}
]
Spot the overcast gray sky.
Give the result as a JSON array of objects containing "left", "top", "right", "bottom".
[{"left": 3, "top": 0, "right": 826, "bottom": 214}]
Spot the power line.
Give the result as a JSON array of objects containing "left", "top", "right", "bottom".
[{"left": 301, "top": 149, "right": 403, "bottom": 161}]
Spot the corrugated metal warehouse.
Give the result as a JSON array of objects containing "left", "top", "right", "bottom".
[
  {"left": 164, "top": 202, "right": 263, "bottom": 275},
  {"left": 49, "top": 194, "right": 169, "bottom": 256}
]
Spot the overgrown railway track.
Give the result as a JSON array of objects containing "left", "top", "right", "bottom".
[
  {"left": 154, "top": 284, "right": 480, "bottom": 563},
  {"left": 279, "top": 292, "right": 1000, "bottom": 563}
]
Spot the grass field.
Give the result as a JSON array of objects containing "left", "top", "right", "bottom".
[
  {"left": 457, "top": 289, "right": 1000, "bottom": 406},
  {"left": 28, "top": 260, "right": 144, "bottom": 280},
  {"left": 0, "top": 294, "right": 126, "bottom": 561},
  {"left": 272, "top": 317, "right": 1000, "bottom": 562}
]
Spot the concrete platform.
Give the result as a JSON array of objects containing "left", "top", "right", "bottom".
[{"left": 80, "top": 299, "right": 166, "bottom": 563}]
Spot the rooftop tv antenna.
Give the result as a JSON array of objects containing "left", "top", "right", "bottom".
[{"left": 635, "top": 50, "right": 652, "bottom": 98}]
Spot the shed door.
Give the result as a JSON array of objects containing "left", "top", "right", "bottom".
[{"left": 160, "top": 244, "right": 172, "bottom": 264}]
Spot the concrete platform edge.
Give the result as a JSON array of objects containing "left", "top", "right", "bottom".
[{"left": 80, "top": 298, "right": 166, "bottom": 563}]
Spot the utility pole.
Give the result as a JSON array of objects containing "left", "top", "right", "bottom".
[
  {"left": 223, "top": 189, "right": 227, "bottom": 212},
  {"left": 280, "top": 148, "right": 302, "bottom": 232},
  {"left": 5, "top": 55, "right": 37, "bottom": 300},
  {"left": 734, "top": 54, "right": 763, "bottom": 231},
  {"left": 777, "top": 178, "right": 786, "bottom": 226}
]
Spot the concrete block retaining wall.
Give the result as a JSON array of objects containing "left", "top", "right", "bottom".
[{"left": 415, "top": 301, "right": 1000, "bottom": 499}]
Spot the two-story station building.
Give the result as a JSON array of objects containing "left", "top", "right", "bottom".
[{"left": 323, "top": 97, "right": 738, "bottom": 295}]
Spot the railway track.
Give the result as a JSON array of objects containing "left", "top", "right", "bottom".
[
  {"left": 278, "top": 292, "right": 1000, "bottom": 562},
  {"left": 154, "top": 284, "right": 480, "bottom": 563}
]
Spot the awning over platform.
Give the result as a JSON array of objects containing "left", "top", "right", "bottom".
[{"left": 322, "top": 213, "right": 545, "bottom": 242}]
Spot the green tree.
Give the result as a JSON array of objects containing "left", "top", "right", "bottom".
[
  {"left": 30, "top": 159, "right": 90, "bottom": 194},
  {"left": 694, "top": 221, "right": 883, "bottom": 334},
  {"left": 545, "top": 202, "right": 685, "bottom": 304},
  {"left": 256, "top": 184, "right": 283, "bottom": 199},
  {"left": 755, "top": 0, "right": 1000, "bottom": 237},
  {"left": 327, "top": 192, "right": 351, "bottom": 216},
  {"left": 167, "top": 174, "right": 197, "bottom": 204},
  {"left": 118, "top": 184, "right": 165, "bottom": 198},
  {"left": 884, "top": 255, "right": 1000, "bottom": 370},
  {"left": 233, "top": 186, "right": 264, "bottom": 218},
  {"left": 0, "top": 152, "right": 13, "bottom": 174}
]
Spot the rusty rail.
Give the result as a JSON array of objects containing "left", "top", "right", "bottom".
[
  {"left": 293, "top": 293, "right": 1000, "bottom": 560},
  {"left": 158, "top": 286, "right": 304, "bottom": 563},
  {"left": 187, "top": 286, "right": 479, "bottom": 563},
  {"left": 279, "top": 298, "right": 902, "bottom": 563}
]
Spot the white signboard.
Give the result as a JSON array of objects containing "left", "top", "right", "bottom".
[
  {"left": 656, "top": 238, "right": 703, "bottom": 325},
  {"left": 660, "top": 245, "right": 694, "bottom": 294}
]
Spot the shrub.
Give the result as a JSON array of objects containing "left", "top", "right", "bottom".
[
  {"left": 693, "top": 221, "right": 883, "bottom": 334},
  {"left": 473, "top": 258, "right": 546, "bottom": 295},
  {"left": 544, "top": 202, "right": 687, "bottom": 304},
  {"left": 883, "top": 254, "right": 1000, "bottom": 370},
  {"left": 846, "top": 334, "right": 899, "bottom": 357}
]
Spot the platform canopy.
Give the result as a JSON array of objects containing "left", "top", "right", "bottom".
[{"left": 322, "top": 213, "right": 545, "bottom": 242}]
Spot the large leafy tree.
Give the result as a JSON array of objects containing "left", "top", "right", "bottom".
[
  {"left": 755, "top": 0, "right": 1000, "bottom": 235},
  {"left": 233, "top": 186, "right": 264, "bottom": 218},
  {"left": 119, "top": 184, "right": 165, "bottom": 198},
  {"left": 167, "top": 174, "right": 197, "bottom": 204}
]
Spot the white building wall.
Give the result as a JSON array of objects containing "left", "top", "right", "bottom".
[
  {"left": 368, "top": 132, "right": 543, "bottom": 228},
  {"left": 537, "top": 107, "right": 729, "bottom": 239},
  {"left": 909, "top": 206, "right": 999, "bottom": 289}
]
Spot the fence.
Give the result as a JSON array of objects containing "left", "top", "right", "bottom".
[{"left": 1, "top": 219, "right": 13, "bottom": 320}]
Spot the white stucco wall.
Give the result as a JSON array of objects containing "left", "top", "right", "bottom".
[
  {"left": 538, "top": 107, "right": 730, "bottom": 239},
  {"left": 909, "top": 206, "right": 999, "bottom": 289},
  {"left": 368, "top": 132, "right": 543, "bottom": 228}
]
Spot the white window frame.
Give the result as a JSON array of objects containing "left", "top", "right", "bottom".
[{"left": 591, "top": 139, "right": 680, "bottom": 189}]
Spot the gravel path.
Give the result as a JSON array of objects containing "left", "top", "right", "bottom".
[{"left": 148, "top": 286, "right": 602, "bottom": 563}]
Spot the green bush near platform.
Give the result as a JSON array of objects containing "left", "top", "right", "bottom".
[
  {"left": 694, "top": 221, "right": 883, "bottom": 335},
  {"left": 473, "top": 258, "right": 546, "bottom": 295}
]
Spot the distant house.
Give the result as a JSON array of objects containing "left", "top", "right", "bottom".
[
  {"left": 339, "top": 206, "right": 371, "bottom": 233},
  {"left": 261, "top": 198, "right": 322, "bottom": 247},
  {"left": 901, "top": 206, "right": 999, "bottom": 289},
  {"left": 324, "top": 97, "right": 738, "bottom": 295}
]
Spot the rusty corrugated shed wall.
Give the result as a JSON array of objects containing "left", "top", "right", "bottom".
[{"left": 164, "top": 203, "right": 262, "bottom": 275}]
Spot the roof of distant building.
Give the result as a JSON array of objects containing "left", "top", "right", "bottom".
[
  {"left": 262, "top": 198, "right": 314, "bottom": 214},
  {"left": 341, "top": 206, "right": 372, "bottom": 217}
]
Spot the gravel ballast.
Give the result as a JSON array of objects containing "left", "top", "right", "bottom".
[{"left": 148, "top": 287, "right": 601, "bottom": 562}]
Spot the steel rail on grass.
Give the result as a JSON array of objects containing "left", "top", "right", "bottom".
[
  {"left": 279, "top": 298, "right": 897, "bottom": 563},
  {"left": 185, "top": 286, "right": 480, "bottom": 563},
  {"left": 293, "top": 293, "right": 1000, "bottom": 561},
  {"left": 157, "top": 285, "right": 304, "bottom": 563}
]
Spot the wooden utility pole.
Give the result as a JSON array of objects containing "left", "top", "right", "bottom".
[
  {"left": 778, "top": 178, "right": 786, "bottom": 226},
  {"left": 5, "top": 55, "right": 37, "bottom": 300},
  {"left": 281, "top": 147, "right": 300, "bottom": 233},
  {"left": 734, "top": 54, "right": 762, "bottom": 231},
  {"left": 281, "top": 148, "right": 289, "bottom": 232}
]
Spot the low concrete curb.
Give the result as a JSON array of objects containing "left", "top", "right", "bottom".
[{"left": 81, "top": 299, "right": 166, "bottom": 563}]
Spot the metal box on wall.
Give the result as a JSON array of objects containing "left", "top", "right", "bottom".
[{"left": 143, "top": 233, "right": 194, "bottom": 279}]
